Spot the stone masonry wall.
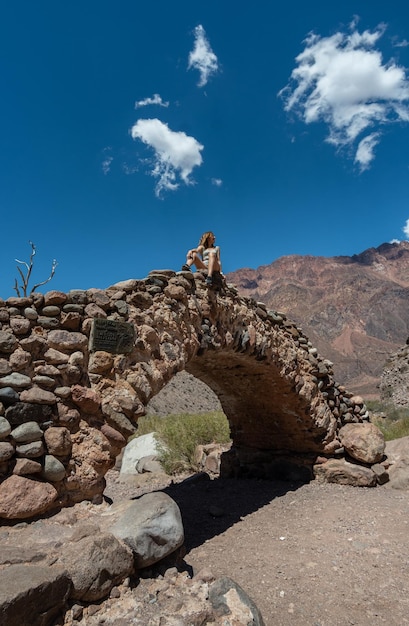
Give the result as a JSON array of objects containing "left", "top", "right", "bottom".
[{"left": 0, "top": 270, "right": 383, "bottom": 520}]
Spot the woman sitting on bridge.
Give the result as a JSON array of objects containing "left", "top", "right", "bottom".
[{"left": 181, "top": 231, "right": 222, "bottom": 287}]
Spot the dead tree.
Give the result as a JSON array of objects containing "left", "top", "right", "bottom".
[{"left": 14, "top": 241, "right": 58, "bottom": 297}]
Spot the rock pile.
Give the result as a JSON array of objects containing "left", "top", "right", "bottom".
[
  {"left": 0, "top": 489, "right": 264, "bottom": 626},
  {"left": 0, "top": 269, "right": 386, "bottom": 520}
]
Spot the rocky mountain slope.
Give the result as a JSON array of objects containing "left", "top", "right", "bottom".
[
  {"left": 379, "top": 340, "right": 409, "bottom": 406},
  {"left": 226, "top": 241, "right": 409, "bottom": 398}
]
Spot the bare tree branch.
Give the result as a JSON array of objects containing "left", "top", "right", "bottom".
[
  {"left": 31, "top": 259, "right": 58, "bottom": 294},
  {"left": 13, "top": 242, "right": 57, "bottom": 297}
]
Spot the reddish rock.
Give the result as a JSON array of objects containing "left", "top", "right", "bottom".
[
  {"left": 60, "top": 312, "right": 81, "bottom": 330},
  {"left": 20, "top": 387, "right": 57, "bottom": 404},
  {"left": 13, "top": 458, "right": 42, "bottom": 475},
  {"left": 9, "top": 349, "right": 31, "bottom": 371},
  {"left": 88, "top": 351, "right": 114, "bottom": 374},
  {"left": 44, "top": 290, "right": 68, "bottom": 305},
  {"left": 47, "top": 330, "right": 88, "bottom": 352},
  {"left": 314, "top": 458, "right": 377, "bottom": 487},
  {"left": 0, "top": 475, "right": 58, "bottom": 519},
  {"left": 84, "top": 303, "right": 107, "bottom": 319},
  {"left": 71, "top": 385, "right": 101, "bottom": 414},
  {"left": 339, "top": 422, "right": 385, "bottom": 464},
  {"left": 164, "top": 284, "right": 187, "bottom": 300},
  {"left": 44, "top": 427, "right": 72, "bottom": 456},
  {"left": 101, "top": 424, "right": 126, "bottom": 448}
]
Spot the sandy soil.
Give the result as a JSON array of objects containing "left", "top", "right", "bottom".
[{"left": 103, "top": 470, "right": 409, "bottom": 626}]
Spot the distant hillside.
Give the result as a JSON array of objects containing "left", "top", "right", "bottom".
[{"left": 226, "top": 241, "right": 409, "bottom": 398}]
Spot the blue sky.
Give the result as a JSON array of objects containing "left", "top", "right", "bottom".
[{"left": 1, "top": 0, "right": 409, "bottom": 298}]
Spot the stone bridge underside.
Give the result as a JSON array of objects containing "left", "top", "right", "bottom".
[{"left": 0, "top": 269, "right": 386, "bottom": 520}]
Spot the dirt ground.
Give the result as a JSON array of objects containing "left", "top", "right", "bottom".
[{"left": 102, "top": 470, "right": 409, "bottom": 626}]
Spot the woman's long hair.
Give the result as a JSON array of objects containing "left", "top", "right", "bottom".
[{"left": 198, "top": 231, "right": 215, "bottom": 249}]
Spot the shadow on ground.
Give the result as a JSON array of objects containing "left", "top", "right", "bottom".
[{"left": 159, "top": 474, "right": 307, "bottom": 551}]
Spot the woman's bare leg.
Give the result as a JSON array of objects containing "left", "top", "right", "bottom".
[{"left": 207, "top": 250, "right": 220, "bottom": 276}]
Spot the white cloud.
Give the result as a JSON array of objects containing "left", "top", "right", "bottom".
[
  {"left": 135, "top": 94, "right": 169, "bottom": 109},
  {"left": 280, "top": 23, "right": 409, "bottom": 170},
  {"left": 188, "top": 24, "right": 219, "bottom": 87},
  {"left": 211, "top": 177, "right": 223, "bottom": 186},
  {"left": 130, "top": 118, "right": 204, "bottom": 197},
  {"left": 101, "top": 147, "right": 113, "bottom": 174},
  {"left": 102, "top": 156, "right": 113, "bottom": 175},
  {"left": 354, "top": 133, "right": 380, "bottom": 172},
  {"left": 403, "top": 219, "right": 409, "bottom": 239}
]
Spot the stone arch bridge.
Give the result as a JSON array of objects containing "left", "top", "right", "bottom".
[{"left": 0, "top": 270, "right": 386, "bottom": 519}]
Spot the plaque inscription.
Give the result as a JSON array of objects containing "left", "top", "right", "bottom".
[{"left": 90, "top": 319, "right": 135, "bottom": 354}]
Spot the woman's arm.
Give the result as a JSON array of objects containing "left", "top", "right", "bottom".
[{"left": 187, "top": 245, "right": 204, "bottom": 260}]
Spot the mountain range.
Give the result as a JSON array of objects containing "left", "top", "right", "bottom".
[{"left": 226, "top": 241, "right": 409, "bottom": 398}]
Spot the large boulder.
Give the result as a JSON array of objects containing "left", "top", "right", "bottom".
[
  {"left": 0, "top": 564, "right": 71, "bottom": 626},
  {"left": 57, "top": 531, "right": 134, "bottom": 601},
  {"left": 108, "top": 492, "right": 184, "bottom": 568},
  {"left": 338, "top": 422, "right": 385, "bottom": 464}
]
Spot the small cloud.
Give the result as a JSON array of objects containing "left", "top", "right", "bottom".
[
  {"left": 279, "top": 22, "right": 409, "bottom": 170},
  {"left": 392, "top": 37, "right": 409, "bottom": 48},
  {"left": 122, "top": 162, "right": 139, "bottom": 175},
  {"left": 390, "top": 238, "right": 401, "bottom": 243},
  {"left": 354, "top": 133, "right": 380, "bottom": 171},
  {"left": 211, "top": 178, "right": 223, "bottom": 187},
  {"left": 130, "top": 118, "right": 204, "bottom": 197},
  {"left": 135, "top": 94, "right": 169, "bottom": 109},
  {"left": 403, "top": 219, "right": 409, "bottom": 239},
  {"left": 101, "top": 147, "right": 113, "bottom": 174},
  {"left": 188, "top": 24, "right": 219, "bottom": 87},
  {"left": 102, "top": 156, "right": 113, "bottom": 175}
]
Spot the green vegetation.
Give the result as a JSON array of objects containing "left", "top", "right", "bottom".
[
  {"left": 367, "top": 400, "right": 409, "bottom": 441},
  {"left": 134, "top": 411, "right": 231, "bottom": 474}
]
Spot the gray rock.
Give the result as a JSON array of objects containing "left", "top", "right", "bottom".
[
  {"left": 0, "top": 372, "right": 31, "bottom": 389},
  {"left": 0, "top": 386, "right": 20, "bottom": 406},
  {"left": 16, "top": 440, "right": 45, "bottom": 458},
  {"left": 42, "top": 455, "right": 66, "bottom": 482},
  {"left": 102, "top": 403, "right": 137, "bottom": 438},
  {"left": 371, "top": 463, "right": 389, "bottom": 485},
  {"left": 0, "top": 442, "right": 14, "bottom": 462},
  {"left": 5, "top": 402, "right": 53, "bottom": 426},
  {"left": 136, "top": 455, "right": 165, "bottom": 474},
  {"left": 0, "top": 416, "right": 11, "bottom": 439},
  {"left": 109, "top": 492, "right": 184, "bottom": 569},
  {"left": 0, "top": 331, "right": 18, "bottom": 353},
  {"left": 209, "top": 577, "right": 265, "bottom": 626},
  {"left": 0, "top": 563, "right": 71, "bottom": 626},
  {"left": 120, "top": 432, "right": 162, "bottom": 475},
  {"left": 11, "top": 421, "right": 44, "bottom": 443},
  {"left": 24, "top": 307, "right": 38, "bottom": 320},
  {"left": 57, "top": 532, "right": 134, "bottom": 601},
  {"left": 41, "top": 306, "right": 61, "bottom": 317},
  {"left": 37, "top": 316, "right": 60, "bottom": 329},
  {"left": 32, "top": 375, "right": 56, "bottom": 388}
]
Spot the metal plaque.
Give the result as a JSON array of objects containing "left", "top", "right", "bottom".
[{"left": 90, "top": 319, "right": 135, "bottom": 354}]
